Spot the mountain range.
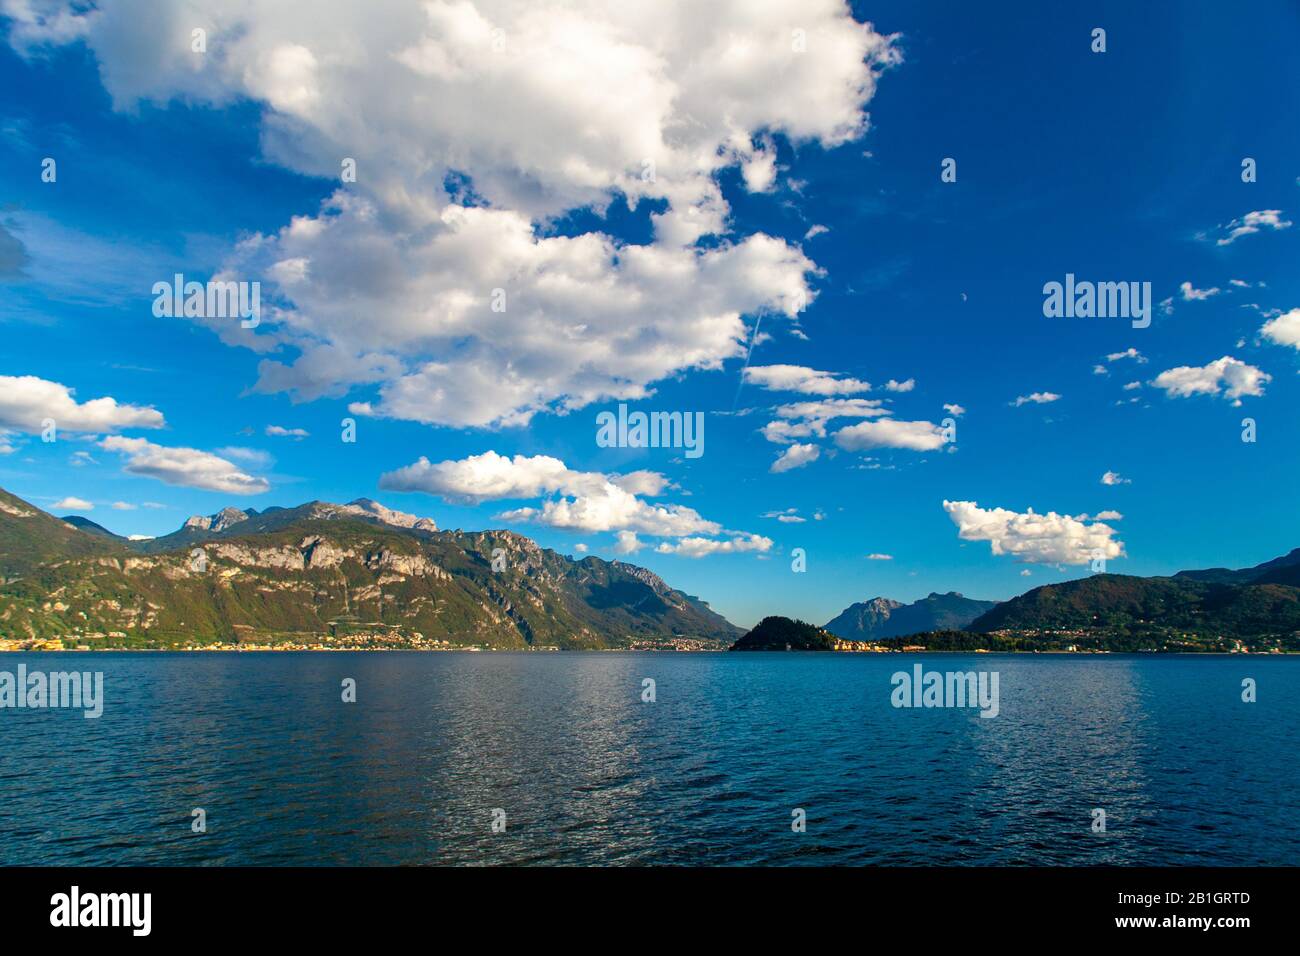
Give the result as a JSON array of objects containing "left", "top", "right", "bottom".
[
  {"left": 0, "top": 487, "right": 738, "bottom": 649},
  {"left": 823, "top": 592, "right": 998, "bottom": 641},
  {"left": 4, "top": 484, "right": 1299, "bottom": 652}
]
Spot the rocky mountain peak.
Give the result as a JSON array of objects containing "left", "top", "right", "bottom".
[{"left": 183, "top": 507, "right": 251, "bottom": 532}]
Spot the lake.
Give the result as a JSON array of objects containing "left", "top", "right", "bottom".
[{"left": 1, "top": 651, "right": 1295, "bottom": 866}]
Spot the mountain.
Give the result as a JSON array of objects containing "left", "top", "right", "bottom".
[
  {"left": 0, "top": 489, "right": 125, "bottom": 580},
  {"left": 824, "top": 591, "right": 998, "bottom": 640},
  {"left": 968, "top": 572, "right": 1300, "bottom": 645},
  {"left": 60, "top": 515, "right": 127, "bottom": 541},
  {"left": 0, "top": 486, "right": 739, "bottom": 649},
  {"left": 1175, "top": 548, "right": 1300, "bottom": 587},
  {"left": 730, "top": 616, "right": 837, "bottom": 651},
  {"left": 133, "top": 499, "right": 438, "bottom": 554}
]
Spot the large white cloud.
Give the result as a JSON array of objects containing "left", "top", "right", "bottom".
[
  {"left": 1151, "top": 356, "right": 1270, "bottom": 405},
  {"left": 99, "top": 436, "right": 271, "bottom": 494},
  {"left": 834, "top": 418, "right": 946, "bottom": 452},
  {"left": 744, "top": 364, "right": 872, "bottom": 395},
  {"left": 1261, "top": 308, "right": 1300, "bottom": 350},
  {"left": 9, "top": 0, "right": 901, "bottom": 427},
  {"left": 379, "top": 450, "right": 762, "bottom": 545},
  {"left": 761, "top": 397, "right": 890, "bottom": 443},
  {"left": 942, "top": 500, "right": 1124, "bottom": 566},
  {"left": 0, "top": 374, "right": 164, "bottom": 433},
  {"left": 770, "top": 442, "right": 820, "bottom": 473}
]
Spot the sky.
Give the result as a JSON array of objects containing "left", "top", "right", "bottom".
[{"left": 1, "top": 0, "right": 1299, "bottom": 629}]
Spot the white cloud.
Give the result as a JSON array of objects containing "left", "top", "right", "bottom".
[
  {"left": 111, "top": 501, "right": 137, "bottom": 510},
  {"left": 654, "top": 533, "right": 772, "bottom": 558},
  {"left": 761, "top": 397, "right": 889, "bottom": 443},
  {"left": 866, "top": 553, "right": 892, "bottom": 560},
  {"left": 1151, "top": 356, "right": 1270, "bottom": 405},
  {"left": 1011, "top": 392, "right": 1060, "bottom": 407},
  {"left": 884, "top": 378, "right": 915, "bottom": 392},
  {"left": 745, "top": 364, "right": 872, "bottom": 395},
  {"left": 1093, "top": 510, "right": 1123, "bottom": 521},
  {"left": 1215, "top": 209, "right": 1292, "bottom": 245},
  {"left": 16, "top": 1, "right": 900, "bottom": 428},
  {"left": 1100, "top": 471, "right": 1130, "bottom": 486},
  {"left": 942, "top": 403, "right": 966, "bottom": 417},
  {"left": 612, "top": 530, "right": 642, "bottom": 554},
  {"left": 573, "top": 542, "right": 588, "bottom": 553},
  {"left": 378, "top": 450, "right": 758, "bottom": 544},
  {"left": 609, "top": 470, "right": 673, "bottom": 497},
  {"left": 0, "top": 374, "right": 164, "bottom": 434},
  {"left": 804, "top": 224, "right": 829, "bottom": 240},
  {"left": 834, "top": 418, "right": 946, "bottom": 452},
  {"left": 1104, "top": 348, "right": 1147, "bottom": 365},
  {"left": 942, "top": 500, "right": 1125, "bottom": 566},
  {"left": 770, "top": 442, "right": 820, "bottom": 473},
  {"left": 266, "top": 424, "right": 309, "bottom": 438},
  {"left": 1261, "top": 307, "right": 1300, "bottom": 350},
  {"left": 52, "top": 496, "right": 93, "bottom": 511},
  {"left": 762, "top": 508, "right": 806, "bottom": 523},
  {"left": 99, "top": 436, "right": 271, "bottom": 495},
  {"left": 1180, "top": 281, "right": 1220, "bottom": 301}
]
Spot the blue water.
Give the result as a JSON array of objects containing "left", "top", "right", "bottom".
[{"left": 0, "top": 652, "right": 1295, "bottom": 866}]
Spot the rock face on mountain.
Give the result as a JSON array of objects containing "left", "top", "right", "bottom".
[
  {"left": 184, "top": 507, "right": 251, "bottom": 533},
  {"left": 0, "top": 487, "right": 739, "bottom": 649},
  {"left": 824, "top": 592, "right": 998, "bottom": 640}
]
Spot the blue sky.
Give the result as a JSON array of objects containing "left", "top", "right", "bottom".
[{"left": 2, "top": 1, "right": 1298, "bottom": 628}]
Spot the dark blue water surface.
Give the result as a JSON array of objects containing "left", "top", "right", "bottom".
[{"left": 1, "top": 652, "right": 1295, "bottom": 866}]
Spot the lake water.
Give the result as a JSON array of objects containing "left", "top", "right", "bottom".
[{"left": 1, "top": 652, "right": 1296, "bottom": 866}]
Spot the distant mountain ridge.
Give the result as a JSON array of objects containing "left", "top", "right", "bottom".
[
  {"left": 0, "top": 486, "right": 739, "bottom": 649},
  {"left": 824, "top": 591, "right": 998, "bottom": 640}
]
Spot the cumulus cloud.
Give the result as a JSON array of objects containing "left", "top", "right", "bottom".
[
  {"left": 1151, "top": 356, "right": 1270, "bottom": 405},
  {"left": 866, "top": 553, "right": 892, "bottom": 560},
  {"left": 612, "top": 530, "right": 642, "bottom": 554},
  {"left": 770, "top": 442, "right": 820, "bottom": 472},
  {"left": 266, "top": 425, "right": 309, "bottom": 438},
  {"left": 761, "top": 397, "right": 889, "bottom": 443},
  {"left": 52, "top": 496, "right": 93, "bottom": 511},
  {"left": 942, "top": 500, "right": 1124, "bottom": 566},
  {"left": 1011, "top": 392, "right": 1060, "bottom": 407},
  {"left": 1261, "top": 307, "right": 1300, "bottom": 350},
  {"left": 1100, "top": 471, "right": 1130, "bottom": 486},
  {"left": 834, "top": 418, "right": 946, "bottom": 452},
  {"left": 0, "top": 374, "right": 164, "bottom": 434},
  {"left": 1180, "top": 281, "right": 1220, "bottom": 301},
  {"left": 1215, "top": 209, "right": 1292, "bottom": 245},
  {"left": 654, "top": 533, "right": 773, "bottom": 558},
  {"left": 1104, "top": 348, "right": 1147, "bottom": 365},
  {"left": 884, "top": 378, "right": 915, "bottom": 392},
  {"left": 378, "top": 450, "right": 760, "bottom": 546},
  {"left": 15, "top": 1, "right": 901, "bottom": 428},
  {"left": 942, "top": 403, "right": 966, "bottom": 417},
  {"left": 99, "top": 436, "right": 271, "bottom": 495},
  {"left": 744, "top": 364, "right": 872, "bottom": 395}
]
